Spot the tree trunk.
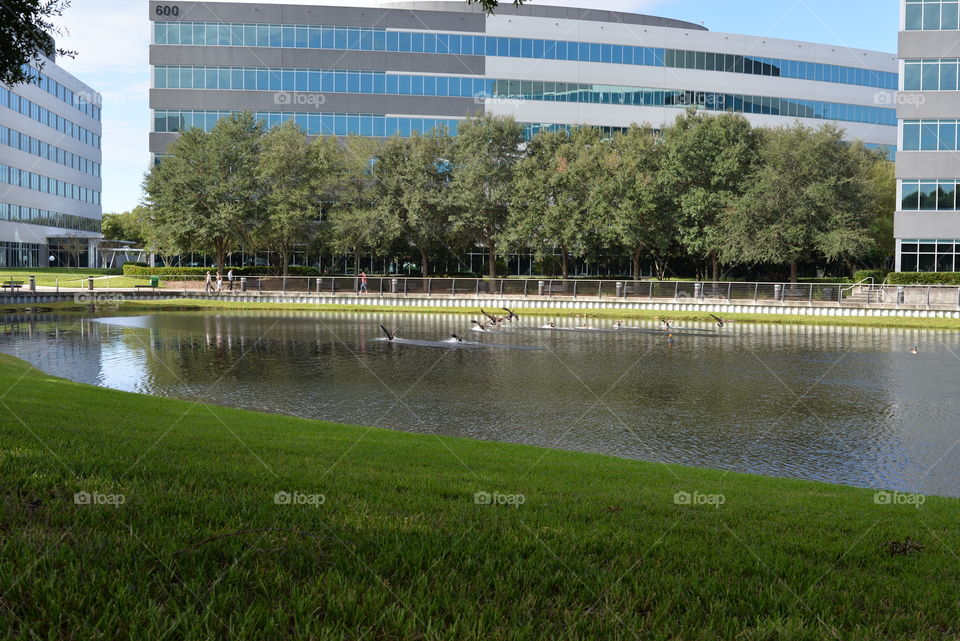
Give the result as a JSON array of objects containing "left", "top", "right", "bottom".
[
  {"left": 632, "top": 246, "right": 642, "bottom": 282},
  {"left": 561, "top": 245, "right": 570, "bottom": 280},
  {"left": 711, "top": 253, "right": 720, "bottom": 282},
  {"left": 353, "top": 251, "right": 360, "bottom": 276},
  {"left": 790, "top": 260, "right": 799, "bottom": 284},
  {"left": 281, "top": 249, "right": 290, "bottom": 277},
  {"left": 487, "top": 239, "right": 496, "bottom": 279},
  {"left": 421, "top": 248, "right": 429, "bottom": 278},
  {"left": 215, "top": 240, "right": 228, "bottom": 278}
]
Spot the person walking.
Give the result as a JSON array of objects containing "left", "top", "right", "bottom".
[
  {"left": 215, "top": 275, "right": 223, "bottom": 293},
  {"left": 359, "top": 271, "right": 368, "bottom": 296},
  {"left": 227, "top": 268, "right": 235, "bottom": 291},
  {"left": 205, "top": 270, "right": 213, "bottom": 294}
]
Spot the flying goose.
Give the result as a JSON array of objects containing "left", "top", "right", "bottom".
[
  {"left": 709, "top": 314, "right": 735, "bottom": 328},
  {"left": 501, "top": 307, "right": 519, "bottom": 321}
]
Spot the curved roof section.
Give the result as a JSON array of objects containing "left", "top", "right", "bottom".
[{"left": 379, "top": 2, "right": 709, "bottom": 31}]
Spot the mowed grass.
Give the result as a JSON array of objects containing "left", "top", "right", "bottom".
[
  {"left": 0, "top": 270, "right": 148, "bottom": 289},
  {"left": 120, "top": 297, "right": 960, "bottom": 331},
  {"left": 0, "top": 356, "right": 957, "bottom": 639}
]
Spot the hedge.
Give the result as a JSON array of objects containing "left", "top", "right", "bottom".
[
  {"left": 852, "top": 269, "right": 889, "bottom": 283},
  {"left": 887, "top": 272, "right": 960, "bottom": 285},
  {"left": 122, "top": 265, "right": 320, "bottom": 277},
  {"left": 798, "top": 277, "right": 853, "bottom": 284}
]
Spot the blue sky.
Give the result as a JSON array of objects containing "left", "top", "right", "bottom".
[{"left": 49, "top": 0, "right": 900, "bottom": 214}]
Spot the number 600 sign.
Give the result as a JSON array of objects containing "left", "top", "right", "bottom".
[{"left": 155, "top": 5, "right": 180, "bottom": 16}]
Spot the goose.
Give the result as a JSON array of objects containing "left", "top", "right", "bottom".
[
  {"left": 709, "top": 313, "right": 735, "bottom": 328},
  {"left": 380, "top": 325, "right": 402, "bottom": 341},
  {"left": 910, "top": 346, "right": 919, "bottom": 355},
  {"left": 613, "top": 320, "right": 625, "bottom": 329},
  {"left": 480, "top": 309, "right": 503, "bottom": 325},
  {"left": 470, "top": 319, "right": 489, "bottom": 331},
  {"left": 451, "top": 334, "right": 464, "bottom": 342},
  {"left": 657, "top": 316, "right": 672, "bottom": 330},
  {"left": 501, "top": 307, "right": 519, "bottom": 322}
]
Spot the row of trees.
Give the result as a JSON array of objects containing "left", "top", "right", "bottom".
[{"left": 136, "top": 109, "right": 894, "bottom": 281}]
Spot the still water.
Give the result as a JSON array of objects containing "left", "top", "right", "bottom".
[{"left": 2, "top": 311, "right": 959, "bottom": 496}]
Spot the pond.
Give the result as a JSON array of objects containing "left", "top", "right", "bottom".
[{"left": 2, "top": 310, "right": 959, "bottom": 497}]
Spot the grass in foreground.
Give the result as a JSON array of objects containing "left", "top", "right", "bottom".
[
  {"left": 118, "top": 297, "right": 960, "bottom": 331},
  {"left": 0, "top": 354, "right": 956, "bottom": 640}
]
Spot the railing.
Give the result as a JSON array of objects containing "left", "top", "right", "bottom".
[
  {"left": 3, "top": 275, "right": 960, "bottom": 310},
  {"left": 840, "top": 276, "right": 874, "bottom": 304}
]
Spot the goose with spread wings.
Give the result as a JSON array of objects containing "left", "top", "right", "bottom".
[{"left": 380, "top": 325, "right": 402, "bottom": 341}]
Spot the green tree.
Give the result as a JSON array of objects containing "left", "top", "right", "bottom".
[
  {"left": 590, "top": 125, "right": 675, "bottom": 280},
  {"left": 721, "top": 123, "right": 877, "bottom": 283},
  {"left": 508, "top": 127, "right": 604, "bottom": 279},
  {"left": 660, "top": 109, "right": 759, "bottom": 281},
  {"left": 373, "top": 131, "right": 454, "bottom": 277},
  {"left": 257, "top": 120, "right": 339, "bottom": 276},
  {"left": 0, "top": 0, "right": 75, "bottom": 85},
  {"left": 144, "top": 112, "right": 265, "bottom": 276},
  {"left": 450, "top": 114, "right": 524, "bottom": 278},
  {"left": 326, "top": 136, "right": 399, "bottom": 274},
  {"left": 101, "top": 206, "right": 148, "bottom": 244},
  {"left": 859, "top": 150, "right": 897, "bottom": 269},
  {"left": 467, "top": 0, "right": 526, "bottom": 14}
]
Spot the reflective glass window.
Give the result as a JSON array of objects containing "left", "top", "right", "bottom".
[
  {"left": 920, "top": 182, "right": 939, "bottom": 209},
  {"left": 925, "top": 2, "right": 942, "bottom": 29}
]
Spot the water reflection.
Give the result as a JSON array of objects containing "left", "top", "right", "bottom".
[{"left": 2, "top": 311, "right": 959, "bottom": 497}]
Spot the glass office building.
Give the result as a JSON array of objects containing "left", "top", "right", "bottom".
[
  {"left": 897, "top": 0, "right": 960, "bottom": 271},
  {"left": 149, "top": 1, "right": 897, "bottom": 163},
  {"left": 0, "top": 54, "right": 102, "bottom": 268}
]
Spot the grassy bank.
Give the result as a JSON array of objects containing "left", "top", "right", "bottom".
[
  {"left": 115, "top": 297, "right": 960, "bottom": 331},
  {"left": 0, "top": 353, "right": 955, "bottom": 640}
]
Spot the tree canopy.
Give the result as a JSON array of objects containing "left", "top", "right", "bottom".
[
  {"left": 141, "top": 110, "right": 895, "bottom": 280},
  {"left": 0, "top": 0, "right": 75, "bottom": 85}
]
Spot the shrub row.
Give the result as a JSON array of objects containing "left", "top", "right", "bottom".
[
  {"left": 887, "top": 272, "right": 960, "bottom": 285},
  {"left": 797, "top": 277, "right": 853, "bottom": 284},
  {"left": 852, "top": 269, "right": 889, "bottom": 283},
  {"left": 122, "top": 265, "right": 320, "bottom": 277}
]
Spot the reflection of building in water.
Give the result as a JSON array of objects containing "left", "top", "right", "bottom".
[{"left": 0, "top": 317, "right": 106, "bottom": 386}]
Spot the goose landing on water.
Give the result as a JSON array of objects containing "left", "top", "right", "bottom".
[
  {"left": 910, "top": 346, "right": 919, "bottom": 355},
  {"left": 451, "top": 334, "right": 464, "bottom": 342},
  {"left": 480, "top": 309, "right": 505, "bottom": 326},
  {"left": 709, "top": 314, "right": 736, "bottom": 328},
  {"left": 470, "top": 319, "right": 490, "bottom": 331},
  {"left": 502, "top": 307, "right": 519, "bottom": 322},
  {"left": 380, "top": 325, "right": 402, "bottom": 341}
]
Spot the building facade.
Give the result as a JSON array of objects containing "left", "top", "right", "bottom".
[
  {"left": 149, "top": 1, "right": 897, "bottom": 158},
  {"left": 0, "top": 56, "right": 102, "bottom": 268},
  {"left": 897, "top": 0, "right": 960, "bottom": 272}
]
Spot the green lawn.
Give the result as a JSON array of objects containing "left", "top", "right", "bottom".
[
  {"left": 0, "top": 353, "right": 955, "bottom": 639},
  {"left": 0, "top": 270, "right": 148, "bottom": 289}
]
